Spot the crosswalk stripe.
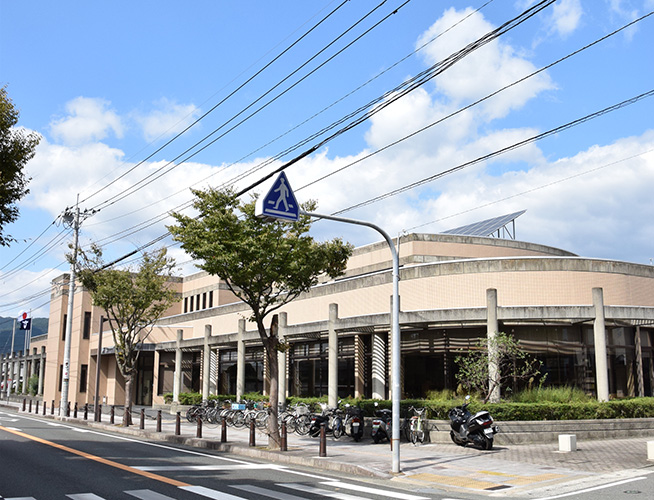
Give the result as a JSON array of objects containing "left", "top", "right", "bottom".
[
  {"left": 320, "top": 481, "right": 430, "bottom": 500},
  {"left": 179, "top": 485, "right": 246, "bottom": 500},
  {"left": 231, "top": 484, "right": 307, "bottom": 500},
  {"left": 66, "top": 494, "right": 105, "bottom": 500},
  {"left": 280, "top": 483, "right": 370, "bottom": 500},
  {"left": 125, "top": 490, "right": 177, "bottom": 500},
  {"left": 4, "top": 497, "right": 37, "bottom": 500}
]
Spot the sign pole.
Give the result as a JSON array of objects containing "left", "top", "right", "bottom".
[{"left": 300, "top": 209, "right": 402, "bottom": 474}]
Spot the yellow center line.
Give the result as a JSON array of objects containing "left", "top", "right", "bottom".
[{"left": 0, "top": 425, "right": 190, "bottom": 488}]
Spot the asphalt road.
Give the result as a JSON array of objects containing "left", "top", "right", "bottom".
[{"left": 0, "top": 410, "right": 482, "bottom": 500}]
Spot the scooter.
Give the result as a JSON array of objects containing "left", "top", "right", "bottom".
[
  {"left": 309, "top": 403, "right": 344, "bottom": 439},
  {"left": 448, "top": 395, "right": 499, "bottom": 450},
  {"left": 371, "top": 402, "right": 392, "bottom": 444},
  {"left": 343, "top": 403, "right": 364, "bottom": 442}
]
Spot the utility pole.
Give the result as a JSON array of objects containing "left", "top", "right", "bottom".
[{"left": 60, "top": 197, "right": 95, "bottom": 414}]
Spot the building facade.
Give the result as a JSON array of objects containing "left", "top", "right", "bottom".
[{"left": 4, "top": 232, "right": 654, "bottom": 406}]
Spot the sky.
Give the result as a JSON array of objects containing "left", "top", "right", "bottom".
[{"left": 1, "top": 0, "right": 654, "bottom": 319}]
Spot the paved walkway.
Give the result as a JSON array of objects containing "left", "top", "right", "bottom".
[{"left": 3, "top": 400, "right": 654, "bottom": 498}]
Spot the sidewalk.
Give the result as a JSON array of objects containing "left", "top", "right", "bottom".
[{"left": 3, "top": 400, "right": 654, "bottom": 498}]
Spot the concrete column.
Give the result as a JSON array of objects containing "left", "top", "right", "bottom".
[
  {"left": 354, "top": 334, "right": 365, "bottom": 398},
  {"left": 22, "top": 359, "right": 29, "bottom": 394},
  {"left": 593, "top": 287, "right": 610, "bottom": 402},
  {"left": 173, "top": 329, "right": 183, "bottom": 404},
  {"left": 236, "top": 319, "right": 246, "bottom": 401},
  {"left": 202, "top": 324, "right": 211, "bottom": 402},
  {"left": 210, "top": 349, "right": 218, "bottom": 396},
  {"left": 635, "top": 326, "right": 645, "bottom": 398},
  {"left": 38, "top": 349, "right": 45, "bottom": 396},
  {"left": 1, "top": 357, "right": 7, "bottom": 397},
  {"left": 372, "top": 332, "right": 387, "bottom": 399},
  {"left": 487, "top": 288, "right": 500, "bottom": 403},
  {"left": 277, "top": 312, "right": 288, "bottom": 402},
  {"left": 328, "top": 304, "right": 339, "bottom": 407}
]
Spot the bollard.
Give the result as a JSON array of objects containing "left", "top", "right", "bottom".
[
  {"left": 249, "top": 418, "right": 256, "bottom": 447},
  {"left": 66, "top": 402, "right": 71, "bottom": 417},
  {"left": 140, "top": 408, "right": 145, "bottom": 430},
  {"left": 156, "top": 410, "right": 162, "bottom": 432},
  {"left": 221, "top": 417, "right": 227, "bottom": 443},
  {"left": 73, "top": 402, "right": 78, "bottom": 418},
  {"left": 281, "top": 421, "right": 287, "bottom": 452},
  {"left": 110, "top": 405, "right": 115, "bottom": 424},
  {"left": 51, "top": 400, "right": 54, "bottom": 415},
  {"left": 22, "top": 398, "right": 26, "bottom": 411},
  {"left": 175, "top": 412, "right": 181, "bottom": 435},
  {"left": 35, "top": 400, "right": 39, "bottom": 414},
  {"left": 28, "top": 399, "right": 32, "bottom": 413},
  {"left": 97, "top": 404, "right": 102, "bottom": 422},
  {"left": 84, "top": 404, "right": 88, "bottom": 421},
  {"left": 197, "top": 416, "right": 203, "bottom": 438},
  {"left": 559, "top": 434, "right": 577, "bottom": 452},
  {"left": 43, "top": 401, "right": 47, "bottom": 415},
  {"left": 319, "top": 422, "right": 327, "bottom": 457}
]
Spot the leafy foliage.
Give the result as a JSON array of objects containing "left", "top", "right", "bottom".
[
  {"left": 0, "top": 86, "right": 41, "bottom": 246},
  {"left": 168, "top": 187, "right": 353, "bottom": 448},
  {"left": 454, "top": 331, "right": 545, "bottom": 403},
  {"left": 73, "top": 245, "right": 177, "bottom": 413}
]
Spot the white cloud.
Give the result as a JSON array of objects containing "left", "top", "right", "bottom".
[
  {"left": 548, "top": 0, "right": 583, "bottom": 37},
  {"left": 49, "top": 97, "right": 123, "bottom": 146},
  {"left": 415, "top": 8, "right": 554, "bottom": 121},
  {"left": 133, "top": 98, "right": 201, "bottom": 142}
]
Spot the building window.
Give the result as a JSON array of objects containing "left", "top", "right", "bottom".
[
  {"left": 196, "top": 295, "right": 201, "bottom": 311},
  {"left": 189, "top": 296, "right": 194, "bottom": 312},
  {"left": 184, "top": 297, "right": 188, "bottom": 313},
  {"left": 61, "top": 314, "right": 67, "bottom": 341},
  {"left": 83, "top": 311, "right": 92, "bottom": 339},
  {"left": 202, "top": 293, "right": 207, "bottom": 310},
  {"left": 79, "top": 364, "right": 88, "bottom": 393},
  {"left": 58, "top": 365, "right": 63, "bottom": 392},
  {"left": 209, "top": 291, "right": 213, "bottom": 308}
]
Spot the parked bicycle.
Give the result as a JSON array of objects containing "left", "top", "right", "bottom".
[{"left": 405, "top": 406, "right": 428, "bottom": 445}]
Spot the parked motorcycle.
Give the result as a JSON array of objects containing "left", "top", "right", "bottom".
[
  {"left": 448, "top": 395, "right": 499, "bottom": 450},
  {"left": 309, "top": 402, "right": 344, "bottom": 439},
  {"left": 371, "top": 402, "right": 392, "bottom": 444},
  {"left": 343, "top": 403, "right": 364, "bottom": 442}
]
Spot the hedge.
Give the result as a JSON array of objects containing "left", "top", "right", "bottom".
[{"left": 163, "top": 393, "right": 654, "bottom": 420}]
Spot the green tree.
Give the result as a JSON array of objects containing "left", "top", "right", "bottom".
[
  {"left": 455, "top": 331, "right": 545, "bottom": 403},
  {"left": 0, "top": 86, "right": 41, "bottom": 246},
  {"left": 168, "top": 187, "right": 353, "bottom": 449},
  {"left": 73, "top": 245, "right": 177, "bottom": 421}
]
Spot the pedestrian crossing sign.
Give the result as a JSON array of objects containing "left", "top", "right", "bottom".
[{"left": 255, "top": 172, "right": 299, "bottom": 221}]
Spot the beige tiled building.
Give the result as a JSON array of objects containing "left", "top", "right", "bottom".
[{"left": 4, "top": 231, "right": 654, "bottom": 407}]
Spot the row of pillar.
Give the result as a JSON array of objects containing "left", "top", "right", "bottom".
[
  {"left": 169, "top": 288, "right": 613, "bottom": 405},
  {"left": 0, "top": 350, "right": 45, "bottom": 398}
]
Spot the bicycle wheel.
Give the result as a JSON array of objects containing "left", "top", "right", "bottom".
[
  {"left": 332, "top": 417, "right": 344, "bottom": 439},
  {"left": 294, "top": 414, "right": 311, "bottom": 435},
  {"left": 232, "top": 410, "right": 246, "bottom": 428},
  {"left": 185, "top": 407, "right": 197, "bottom": 423},
  {"left": 281, "top": 413, "right": 297, "bottom": 434},
  {"left": 255, "top": 410, "right": 268, "bottom": 430}
]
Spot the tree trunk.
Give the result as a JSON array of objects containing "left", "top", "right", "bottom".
[
  {"left": 123, "top": 372, "right": 135, "bottom": 426},
  {"left": 260, "top": 315, "right": 281, "bottom": 449}
]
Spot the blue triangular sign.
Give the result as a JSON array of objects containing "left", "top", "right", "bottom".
[{"left": 255, "top": 172, "right": 299, "bottom": 221}]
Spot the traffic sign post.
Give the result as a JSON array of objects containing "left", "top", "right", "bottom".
[{"left": 255, "top": 172, "right": 402, "bottom": 474}]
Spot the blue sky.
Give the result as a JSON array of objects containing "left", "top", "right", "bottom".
[{"left": 1, "top": 0, "right": 654, "bottom": 318}]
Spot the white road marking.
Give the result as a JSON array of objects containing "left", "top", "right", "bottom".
[
  {"left": 179, "top": 485, "right": 246, "bottom": 499},
  {"left": 231, "top": 484, "right": 307, "bottom": 500},
  {"left": 138, "top": 464, "right": 285, "bottom": 471},
  {"left": 320, "top": 481, "right": 430, "bottom": 500},
  {"left": 66, "top": 494, "right": 106, "bottom": 500},
  {"left": 536, "top": 476, "right": 647, "bottom": 500},
  {"left": 125, "top": 490, "right": 178, "bottom": 500},
  {"left": 281, "top": 483, "right": 370, "bottom": 500}
]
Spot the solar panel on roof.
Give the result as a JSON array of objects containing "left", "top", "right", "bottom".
[{"left": 441, "top": 210, "right": 526, "bottom": 237}]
